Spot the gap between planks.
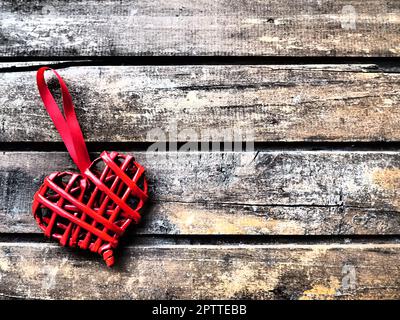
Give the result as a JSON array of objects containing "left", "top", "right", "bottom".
[
  {"left": 0, "top": 241, "right": 400, "bottom": 249},
  {"left": 0, "top": 233, "right": 399, "bottom": 246},
  {"left": 4, "top": 141, "right": 400, "bottom": 152}
]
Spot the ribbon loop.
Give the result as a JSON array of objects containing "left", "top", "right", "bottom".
[{"left": 37, "top": 67, "right": 91, "bottom": 174}]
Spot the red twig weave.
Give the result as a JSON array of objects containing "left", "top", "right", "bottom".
[{"left": 32, "top": 151, "right": 148, "bottom": 267}]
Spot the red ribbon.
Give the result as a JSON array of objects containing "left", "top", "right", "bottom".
[{"left": 36, "top": 67, "right": 91, "bottom": 174}]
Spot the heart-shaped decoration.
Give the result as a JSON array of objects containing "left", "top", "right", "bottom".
[
  {"left": 32, "top": 151, "right": 148, "bottom": 267},
  {"left": 33, "top": 67, "right": 149, "bottom": 266}
]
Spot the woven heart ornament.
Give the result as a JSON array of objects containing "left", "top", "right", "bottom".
[{"left": 32, "top": 67, "right": 148, "bottom": 267}]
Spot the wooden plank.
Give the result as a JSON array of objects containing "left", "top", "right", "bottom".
[
  {"left": 1, "top": 151, "right": 400, "bottom": 235},
  {"left": 1, "top": 64, "right": 400, "bottom": 142},
  {"left": 0, "top": 242, "right": 399, "bottom": 299},
  {"left": 0, "top": 61, "right": 88, "bottom": 69},
  {"left": 1, "top": 0, "right": 399, "bottom": 56}
]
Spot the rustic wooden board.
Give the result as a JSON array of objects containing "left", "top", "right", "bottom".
[
  {"left": 1, "top": 0, "right": 398, "bottom": 303},
  {"left": 1, "top": 64, "right": 400, "bottom": 142},
  {"left": 1, "top": 0, "right": 399, "bottom": 56},
  {"left": 2, "top": 151, "right": 400, "bottom": 235},
  {"left": 0, "top": 242, "right": 399, "bottom": 299}
]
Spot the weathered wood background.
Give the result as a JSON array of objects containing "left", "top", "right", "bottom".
[
  {"left": 0, "top": 0, "right": 399, "bottom": 56},
  {"left": 0, "top": 0, "right": 400, "bottom": 300}
]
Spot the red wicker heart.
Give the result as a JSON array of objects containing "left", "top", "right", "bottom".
[
  {"left": 32, "top": 151, "right": 148, "bottom": 267},
  {"left": 33, "top": 67, "right": 149, "bottom": 266}
]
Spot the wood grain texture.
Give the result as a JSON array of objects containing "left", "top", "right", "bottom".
[
  {"left": 1, "top": 0, "right": 399, "bottom": 302},
  {"left": 1, "top": 0, "right": 399, "bottom": 56},
  {"left": 0, "top": 242, "right": 399, "bottom": 299},
  {"left": 1, "top": 64, "right": 400, "bottom": 142},
  {"left": 2, "top": 151, "right": 400, "bottom": 235}
]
